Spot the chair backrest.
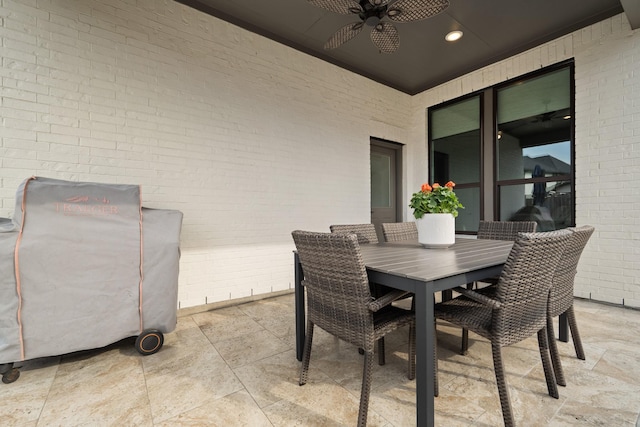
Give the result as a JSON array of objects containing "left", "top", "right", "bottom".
[
  {"left": 291, "top": 230, "right": 375, "bottom": 350},
  {"left": 493, "top": 230, "right": 572, "bottom": 346},
  {"left": 381, "top": 222, "right": 418, "bottom": 242},
  {"left": 477, "top": 220, "right": 537, "bottom": 241},
  {"left": 329, "top": 223, "right": 379, "bottom": 244},
  {"left": 548, "top": 225, "right": 595, "bottom": 317}
]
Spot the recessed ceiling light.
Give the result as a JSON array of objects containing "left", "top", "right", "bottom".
[
  {"left": 445, "top": 30, "right": 463, "bottom": 42},
  {"left": 563, "top": 115, "right": 571, "bottom": 120}
]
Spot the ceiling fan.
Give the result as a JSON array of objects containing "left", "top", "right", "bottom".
[{"left": 307, "top": 0, "right": 450, "bottom": 53}]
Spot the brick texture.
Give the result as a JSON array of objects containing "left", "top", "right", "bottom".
[{"left": 0, "top": 0, "right": 410, "bottom": 308}]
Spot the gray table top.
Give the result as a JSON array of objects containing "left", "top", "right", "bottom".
[{"left": 359, "top": 237, "right": 514, "bottom": 283}]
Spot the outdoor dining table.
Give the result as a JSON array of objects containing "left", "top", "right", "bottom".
[{"left": 293, "top": 237, "right": 515, "bottom": 427}]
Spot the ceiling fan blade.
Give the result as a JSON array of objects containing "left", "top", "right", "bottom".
[
  {"left": 370, "top": 22, "right": 399, "bottom": 53},
  {"left": 307, "top": 0, "right": 363, "bottom": 15},
  {"left": 387, "top": 0, "right": 449, "bottom": 22},
  {"left": 324, "top": 22, "right": 365, "bottom": 49}
]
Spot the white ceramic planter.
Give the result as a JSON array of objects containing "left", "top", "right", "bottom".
[{"left": 416, "top": 213, "right": 455, "bottom": 248}]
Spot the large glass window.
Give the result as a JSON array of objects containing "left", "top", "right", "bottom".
[
  {"left": 428, "top": 62, "right": 574, "bottom": 233},
  {"left": 430, "top": 95, "right": 481, "bottom": 232},
  {"left": 496, "top": 67, "right": 573, "bottom": 230}
]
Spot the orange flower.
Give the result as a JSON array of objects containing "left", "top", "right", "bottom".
[{"left": 410, "top": 180, "right": 464, "bottom": 219}]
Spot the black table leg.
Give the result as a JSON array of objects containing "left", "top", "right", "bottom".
[
  {"left": 558, "top": 312, "right": 569, "bottom": 342},
  {"left": 415, "top": 284, "right": 435, "bottom": 427}
]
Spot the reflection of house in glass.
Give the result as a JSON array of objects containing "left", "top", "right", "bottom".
[
  {"left": 523, "top": 155, "right": 571, "bottom": 195},
  {"left": 523, "top": 155, "right": 570, "bottom": 175},
  {"left": 513, "top": 155, "right": 572, "bottom": 230}
]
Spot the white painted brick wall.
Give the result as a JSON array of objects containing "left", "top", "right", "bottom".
[
  {"left": 2, "top": 1, "right": 638, "bottom": 310},
  {"left": 0, "top": 0, "right": 410, "bottom": 308},
  {"left": 411, "top": 13, "right": 640, "bottom": 308}
]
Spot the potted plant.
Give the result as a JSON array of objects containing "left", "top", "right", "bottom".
[{"left": 409, "top": 181, "right": 464, "bottom": 248}]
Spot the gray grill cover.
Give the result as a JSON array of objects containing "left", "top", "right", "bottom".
[{"left": 0, "top": 177, "right": 182, "bottom": 363}]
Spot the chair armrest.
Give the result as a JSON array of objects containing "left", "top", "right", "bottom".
[
  {"left": 452, "top": 286, "right": 502, "bottom": 309},
  {"left": 368, "top": 290, "right": 411, "bottom": 312}
]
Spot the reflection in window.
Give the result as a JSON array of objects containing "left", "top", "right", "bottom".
[
  {"left": 451, "top": 187, "right": 479, "bottom": 232},
  {"left": 500, "top": 181, "right": 573, "bottom": 231},
  {"left": 523, "top": 141, "right": 570, "bottom": 196},
  {"left": 430, "top": 96, "right": 480, "bottom": 232},
  {"left": 498, "top": 136, "right": 571, "bottom": 182},
  {"left": 496, "top": 66, "right": 573, "bottom": 230},
  {"left": 498, "top": 68, "right": 571, "bottom": 179}
]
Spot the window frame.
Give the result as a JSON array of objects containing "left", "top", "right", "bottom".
[{"left": 428, "top": 60, "right": 576, "bottom": 232}]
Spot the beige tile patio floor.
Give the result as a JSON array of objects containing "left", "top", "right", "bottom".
[{"left": 2, "top": 294, "right": 639, "bottom": 426}]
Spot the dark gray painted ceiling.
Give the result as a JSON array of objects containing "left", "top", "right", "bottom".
[{"left": 175, "top": 0, "right": 633, "bottom": 95}]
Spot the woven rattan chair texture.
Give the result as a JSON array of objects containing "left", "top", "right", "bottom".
[
  {"left": 547, "top": 225, "right": 595, "bottom": 386},
  {"left": 379, "top": 221, "right": 419, "bottom": 322},
  {"left": 329, "top": 223, "right": 379, "bottom": 244},
  {"left": 434, "top": 230, "right": 572, "bottom": 427},
  {"left": 477, "top": 220, "right": 538, "bottom": 241},
  {"left": 330, "top": 223, "right": 396, "bottom": 363},
  {"left": 379, "top": 221, "right": 418, "bottom": 304},
  {"left": 381, "top": 222, "right": 418, "bottom": 242},
  {"left": 292, "top": 230, "right": 415, "bottom": 427},
  {"left": 460, "top": 220, "right": 539, "bottom": 354}
]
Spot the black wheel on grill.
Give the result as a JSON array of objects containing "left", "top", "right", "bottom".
[
  {"left": 2, "top": 368, "right": 20, "bottom": 384},
  {"left": 135, "top": 330, "right": 164, "bottom": 355}
]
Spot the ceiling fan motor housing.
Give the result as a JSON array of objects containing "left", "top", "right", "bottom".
[{"left": 359, "top": 0, "right": 387, "bottom": 23}]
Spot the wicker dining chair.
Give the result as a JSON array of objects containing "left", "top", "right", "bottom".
[
  {"left": 379, "top": 222, "right": 419, "bottom": 308},
  {"left": 434, "top": 230, "right": 572, "bottom": 427},
  {"left": 292, "top": 230, "right": 415, "bottom": 427},
  {"left": 329, "top": 223, "right": 379, "bottom": 244},
  {"left": 330, "top": 223, "right": 396, "bottom": 363},
  {"left": 459, "top": 220, "right": 539, "bottom": 354},
  {"left": 477, "top": 220, "right": 538, "bottom": 241},
  {"left": 381, "top": 222, "right": 418, "bottom": 242},
  {"left": 547, "top": 225, "right": 595, "bottom": 386}
]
